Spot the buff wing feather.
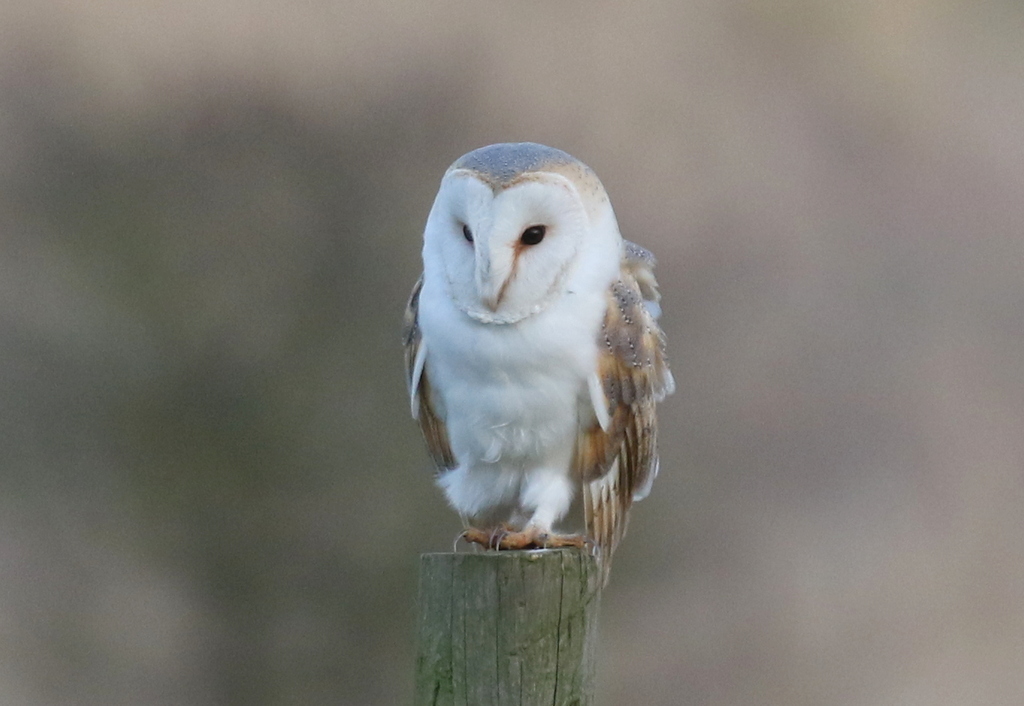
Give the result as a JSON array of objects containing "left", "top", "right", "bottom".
[
  {"left": 577, "top": 242, "right": 674, "bottom": 584},
  {"left": 403, "top": 276, "right": 456, "bottom": 473}
]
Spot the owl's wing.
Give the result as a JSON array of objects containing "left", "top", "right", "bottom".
[
  {"left": 575, "top": 241, "right": 675, "bottom": 582},
  {"left": 403, "top": 276, "right": 457, "bottom": 473}
]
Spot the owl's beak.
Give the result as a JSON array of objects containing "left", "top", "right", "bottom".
[
  {"left": 481, "top": 292, "right": 500, "bottom": 312},
  {"left": 478, "top": 273, "right": 506, "bottom": 312},
  {"left": 474, "top": 239, "right": 512, "bottom": 312}
]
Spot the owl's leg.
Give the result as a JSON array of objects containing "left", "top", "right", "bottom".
[
  {"left": 442, "top": 465, "right": 522, "bottom": 550},
  {"left": 451, "top": 463, "right": 588, "bottom": 551},
  {"left": 490, "top": 465, "right": 589, "bottom": 550}
]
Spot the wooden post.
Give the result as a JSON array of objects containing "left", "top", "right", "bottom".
[{"left": 415, "top": 548, "right": 602, "bottom": 706}]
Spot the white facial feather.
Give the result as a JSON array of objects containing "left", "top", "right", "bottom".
[
  {"left": 423, "top": 159, "right": 611, "bottom": 324},
  {"left": 406, "top": 142, "right": 673, "bottom": 584}
]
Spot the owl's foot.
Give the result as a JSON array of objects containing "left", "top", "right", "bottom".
[
  {"left": 495, "top": 527, "right": 593, "bottom": 550},
  {"left": 459, "top": 525, "right": 591, "bottom": 551},
  {"left": 534, "top": 532, "right": 593, "bottom": 550},
  {"left": 459, "top": 526, "right": 509, "bottom": 549}
]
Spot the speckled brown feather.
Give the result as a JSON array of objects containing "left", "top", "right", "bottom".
[
  {"left": 403, "top": 276, "right": 456, "bottom": 473},
  {"left": 576, "top": 242, "right": 674, "bottom": 585}
]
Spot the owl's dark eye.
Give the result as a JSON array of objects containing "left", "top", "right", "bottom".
[
  {"left": 462, "top": 224, "right": 473, "bottom": 243},
  {"left": 520, "top": 225, "right": 546, "bottom": 246}
]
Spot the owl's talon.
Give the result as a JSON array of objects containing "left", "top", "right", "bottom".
[
  {"left": 458, "top": 527, "right": 492, "bottom": 549},
  {"left": 488, "top": 523, "right": 516, "bottom": 549}
]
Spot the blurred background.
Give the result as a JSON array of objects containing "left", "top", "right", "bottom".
[{"left": 2, "top": 1, "right": 1023, "bottom": 704}]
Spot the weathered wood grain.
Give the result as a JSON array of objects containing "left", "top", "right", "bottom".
[{"left": 415, "top": 549, "right": 601, "bottom": 706}]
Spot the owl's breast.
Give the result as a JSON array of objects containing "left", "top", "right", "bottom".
[{"left": 419, "top": 275, "right": 606, "bottom": 468}]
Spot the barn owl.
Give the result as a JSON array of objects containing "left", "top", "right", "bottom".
[{"left": 404, "top": 143, "right": 674, "bottom": 583}]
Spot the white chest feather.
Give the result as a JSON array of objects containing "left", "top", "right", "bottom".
[{"left": 418, "top": 275, "right": 605, "bottom": 469}]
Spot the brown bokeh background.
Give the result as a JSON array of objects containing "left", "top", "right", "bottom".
[{"left": 2, "top": 2, "right": 1023, "bottom": 704}]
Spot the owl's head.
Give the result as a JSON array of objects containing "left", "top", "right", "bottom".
[{"left": 422, "top": 143, "right": 622, "bottom": 324}]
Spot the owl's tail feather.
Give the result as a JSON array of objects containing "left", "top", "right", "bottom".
[{"left": 583, "top": 459, "right": 632, "bottom": 588}]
